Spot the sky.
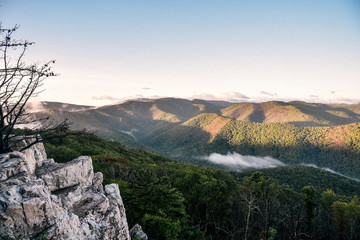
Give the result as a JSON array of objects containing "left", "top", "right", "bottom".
[{"left": 2, "top": 0, "right": 360, "bottom": 106}]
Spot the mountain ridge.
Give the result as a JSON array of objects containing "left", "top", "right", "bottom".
[
  {"left": 35, "top": 98, "right": 360, "bottom": 126},
  {"left": 30, "top": 98, "right": 360, "bottom": 177}
]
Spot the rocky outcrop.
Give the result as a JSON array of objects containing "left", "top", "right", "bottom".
[
  {"left": 130, "top": 224, "right": 148, "bottom": 240},
  {"left": 0, "top": 142, "right": 131, "bottom": 240}
]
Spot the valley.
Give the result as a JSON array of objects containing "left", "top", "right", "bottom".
[
  {"left": 40, "top": 128, "right": 360, "bottom": 240},
  {"left": 33, "top": 98, "right": 360, "bottom": 178},
  {"left": 15, "top": 98, "right": 360, "bottom": 239}
]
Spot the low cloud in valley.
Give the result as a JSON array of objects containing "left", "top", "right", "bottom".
[
  {"left": 301, "top": 164, "right": 360, "bottom": 182},
  {"left": 27, "top": 100, "right": 46, "bottom": 112},
  {"left": 201, "top": 152, "right": 286, "bottom": 170}
]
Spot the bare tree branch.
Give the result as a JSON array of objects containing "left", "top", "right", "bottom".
[{"left": 0, "top": 24, "right": 62, "bottom": 153}]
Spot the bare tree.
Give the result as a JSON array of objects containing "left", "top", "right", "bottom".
[
  {"left": 0, "top": 24, "right": 60, "bottom": 153},
  {"left": 240, "top": 178, "right": 259, "bottom": 240}
]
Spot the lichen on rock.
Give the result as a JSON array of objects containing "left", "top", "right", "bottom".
[{"left": 0, "top": 142, "right": 132, "bottom": 240}]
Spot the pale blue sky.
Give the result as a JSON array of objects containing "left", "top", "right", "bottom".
[{"left": 2, "top": 0, "right": 360, "bottom": 106}]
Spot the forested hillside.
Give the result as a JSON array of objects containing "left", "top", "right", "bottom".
[
  {"left": 221, "top": 101, "right": 360, "bottom": 126},
  {"left": 150, "top": 116, "right": 360, "bottom": 177},
  {"left": 40, "top": 130, "right": 360, "bottom": 240},
  {"left": 33, "top": 98, "right": 360, "bottom": 178}
]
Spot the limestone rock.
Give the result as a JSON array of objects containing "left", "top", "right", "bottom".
[
  {"left": 35, "top": 155, "right": 94, "bottom": 192},
  {"left": 0, "top": 142, "right": 131, "bottom": 240},
  {"left": 130, "top": 224, "right": 148, "bottom": 240}
]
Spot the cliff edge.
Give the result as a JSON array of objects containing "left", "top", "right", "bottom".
[{"left": 0, "top": 141, "right": 141, "bottom": 240}]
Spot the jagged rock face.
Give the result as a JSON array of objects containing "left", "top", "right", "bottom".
[{"left": 0, "top": 143, "right": 131, "bottom": 240}]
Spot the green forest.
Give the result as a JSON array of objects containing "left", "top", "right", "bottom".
[
  {"left": 149, "top": 117, "right": 360, "bottom": 178},
  {"left": 41, "top": 130, "right": 360, "bottom": 240},
  {"left": 39, "top": 99, "right": 360, "bottom": 180}
]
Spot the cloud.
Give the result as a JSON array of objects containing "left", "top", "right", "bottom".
[
  {"left": 92, "top": 94, "right": 168, "bottom": 106},
  {"left": 191, "top": 91, "right": 250, "bottom": 102},
  {"left": 132, "top": 94, "right": 164, "bottom": 100},
  {"left": 93, "top": 93, "right": 360, "bottom": 107},
  {"left": 260, "top": 91, "right": 277, "bottom": 97},
  {"left": 301, "top": 164, "right": 360, "bottom": 182},
  {"left": 247, "top": 94, "right": 360, "bottom": 105},
  {"left": 332, "top": 98, "right": 360, "bottom": 104},
  {"left": 120, "top": 129, "right": 138, "bottom": 141},
  {"left": 27, "top": 100, "right": 46, "bottom": 112},
  {"left": 92, "top": 95, "right": 121, "bottom": 102},
  {"left": 201, "top": 152, "right": 286, "bottom": 170}
]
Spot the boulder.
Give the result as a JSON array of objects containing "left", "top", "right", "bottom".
[{"left": 130, "top": 224, "right": 148, "bottom": 240}]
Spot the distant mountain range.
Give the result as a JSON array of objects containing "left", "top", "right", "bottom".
[{"left": 31, "top": 98, "right": 360, "bottom": 177}]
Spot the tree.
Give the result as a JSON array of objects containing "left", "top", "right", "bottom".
[
  {"left": 244, "top": 172, "right": 281, "bottom": 240},
  {"left": 317, "top": 189, "right": 338, "bottom": 239},
  {"left": 301, "top": 186, "right": 318, "bottom": 237},
  {"left": 0, "top": 24, "right": 57, "bottom": 153},
  {"left": 277, "top": 186, "right": 306, "bottom": 240},
  {"left": 125, "top": 169, "right": 188, "bottom": 240},
  {"left": 332, "top": 201, "right": 348, "bottom": 240},
  {"left": 240, "top": 175, "right": 259, "bottom": 240}
]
